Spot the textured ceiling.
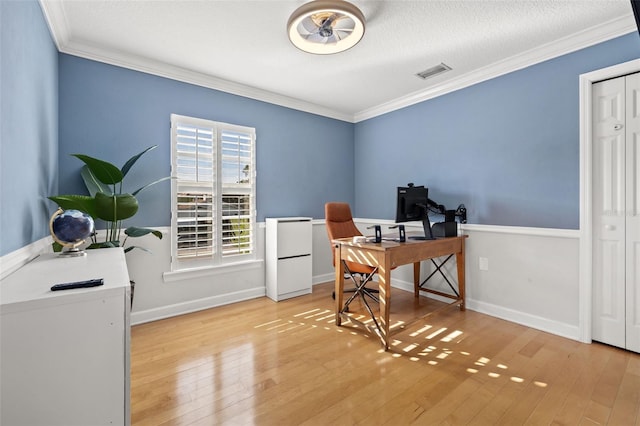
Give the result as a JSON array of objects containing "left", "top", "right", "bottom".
[{"left": 41, "top": 0, "right": 636, "bottom": 122}]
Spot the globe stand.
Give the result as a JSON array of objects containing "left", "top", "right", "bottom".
[
  {"left": 58, "top": 245, "right": 87, "bottom": 258},
  {"left": 49, "top": 208, "right": 94, "bottom": 258}
]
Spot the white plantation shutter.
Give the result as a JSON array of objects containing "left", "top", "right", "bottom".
[
  {"left": 174, "top": 122, "right": 215, "bottom": 260},
  {"left": 176, "top": 192, "right": 214, "bottom": 259},
  {"left": 221, "top": 130, "right": 253, "bottom": 256},
  {"left": 171, "top": 114, "right": 256, "bottom": 269}
]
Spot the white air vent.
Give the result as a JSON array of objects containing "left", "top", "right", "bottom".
[{"left": 416, "top": 63, "right": 452, "bottom": 80}]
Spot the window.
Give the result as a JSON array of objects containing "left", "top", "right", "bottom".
[{"left": 170, "top": 114, "right": 256, "bottom": 270}]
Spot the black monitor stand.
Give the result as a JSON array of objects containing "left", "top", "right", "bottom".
[{"left": 409, "top": 217, "right": 434, "bottom": 240}]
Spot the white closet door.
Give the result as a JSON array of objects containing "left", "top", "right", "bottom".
[
  {"left": 592, "top": 76, "right": 627, "bottom": 348},
  {"left": 625, "top": 73, "right": 640, "bottom": 353},
  {"left": 592, "top": 73, "right": 640, "bottom": 353}
]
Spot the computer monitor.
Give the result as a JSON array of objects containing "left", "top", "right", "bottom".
[{"left": 395, "top": 184, "right": 433, "bottom": 240}]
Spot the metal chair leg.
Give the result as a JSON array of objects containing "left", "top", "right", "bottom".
[{"left": 340, "top": 266, "right": 379, "bottom": 311}]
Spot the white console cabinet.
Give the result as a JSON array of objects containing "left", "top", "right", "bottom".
[
  {"left": 266, "top": 217, "right": 312, "bottom": 301},
  {"left": 0, "top": 247, "right": 131, "bottom": 426}
]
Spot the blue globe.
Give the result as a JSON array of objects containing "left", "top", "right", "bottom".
[{"left": 51, "top": 209, "right": 95, "bottom": 246}]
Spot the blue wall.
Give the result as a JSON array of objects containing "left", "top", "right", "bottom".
[
  {"left": 4, "top": 2, "right": 640, "bottom": 257},
  {"left": 0, "top": 0, "right": 58, "bottom": 256},
  {"left": 354, "top": 33, "right": 640, "bottom": 229},
  {"left": 58, "top": 55, "right": 355, "bottom": 227}
]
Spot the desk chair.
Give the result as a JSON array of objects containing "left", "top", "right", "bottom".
[{"left": 324, "top": 202, "right": 379, "bottom": 312}]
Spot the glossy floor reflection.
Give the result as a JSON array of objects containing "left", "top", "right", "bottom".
[{"left": 131, "top": 282, "right": 640, "bottom": 425}]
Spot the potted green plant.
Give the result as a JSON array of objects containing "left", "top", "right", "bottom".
[{"left": 49, "top": 145, "right": 169, "bottom": 253}]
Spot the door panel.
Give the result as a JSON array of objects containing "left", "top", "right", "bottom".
[
  {"left": 592, "top": 77, "right": 627, "bottom": 348},
  {"left": 593, "top": 238, "right": 626, "bottom": 345},
  {"left": 599, "top": 136, "right": 625, "bottom": 215},
  {"left": 625, "top": 73, "right": 640, "bottom": 352},
  {"left": 628, "top": 240, "right": 640, "bottom": 352}
]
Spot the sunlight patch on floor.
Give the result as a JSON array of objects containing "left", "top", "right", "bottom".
[
  {"left": 441, "top": 330, "right": 463, "bottom": 342},
  {"left": 425, "top": 327, "right": 448, "bottom": 339},
  {"left": 254, "top": 307, "right": 548, "bottom": 391},
  {"left": 410, "top": 324, "right": 433, "bottom": 337}
]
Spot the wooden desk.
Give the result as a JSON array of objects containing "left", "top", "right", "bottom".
[{"left": 333, "top": 235, "right": 467, "bottom": 350}]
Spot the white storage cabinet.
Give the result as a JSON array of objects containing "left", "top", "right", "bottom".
[
  {"left": 0, "top": 247, "right": 131, "bottom": 426},
  {"left": 265, "top": 217, "right": 312, "bottom": 301}
]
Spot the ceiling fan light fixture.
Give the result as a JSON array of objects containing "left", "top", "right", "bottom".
[{"left": 287, "top": 0, "right": 365, "bottom": 55}]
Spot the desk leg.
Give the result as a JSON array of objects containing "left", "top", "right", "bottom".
[
  {"left": 456, "top": 242, "right": 466, "bottom": 311},
  {"left": 378, "top": 253, "right": 392, "bottom": 350},
  {"left": 413, "top": 262, "right": 420, "bottom": 298},
  {"left": 335, "top": 244, "right": 345, "bottom": 326}
]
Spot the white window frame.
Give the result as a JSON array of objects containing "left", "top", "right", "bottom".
[{"left": 170, "top": 114, "right": 256, "bottom": 272}]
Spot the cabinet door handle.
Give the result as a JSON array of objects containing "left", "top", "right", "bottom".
[
  {"left": 604, "top": 224, "right": 616, "bottom": 231},
  {"left": 614, "top": 124, "right": 623, "bottom": 131}
]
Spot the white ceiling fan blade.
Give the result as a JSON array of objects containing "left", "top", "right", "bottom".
[
  {"left": 333, "top": 30, "right": 353, "bottom": 41},
  {"left": 299, "top": 17, "right": 319, "bottom": 34},
  {"left": 333, "top": 16, "right": 355, "bottom": 31},
  {"left": 323, "top": 35, "right": 339, "bottom": 44},
  {"left": 303, "top": 33, "right": 326, "bottom": 43}
]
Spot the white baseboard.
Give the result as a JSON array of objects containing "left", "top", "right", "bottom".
[
  {"left": 131, "top": 286, "right": 266, "bottom": 325},
  {"left": 391, "top": 278, "right": 455, "bottom": 304},
  {"left": 466, "top": 298, "right": 580, "bottom": 341},
  {"left": 313, "top": 273, "right": 334, "bottom": 286}
]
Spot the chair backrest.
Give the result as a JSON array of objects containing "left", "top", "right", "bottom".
[{"left": 325, "top": 202, "right": 362, "bottom": 266}]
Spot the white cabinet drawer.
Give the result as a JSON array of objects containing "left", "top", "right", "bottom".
[
  {"left": 276, "top": 255, "right": 312, "bottom": 296},
  {"left": 276, "top": 220, "right": 312, "bottom": 258}
]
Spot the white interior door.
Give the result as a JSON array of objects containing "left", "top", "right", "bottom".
[
  {"left": 592, "top": 76, "right": 627, "bottom": 348},
  {"left": 592, "top": 73, "right": 640, "bottom": 353}
]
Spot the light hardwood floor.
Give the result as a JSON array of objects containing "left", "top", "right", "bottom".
[{"left": 131, "top": 282, "right": 640, "bottom": 425}]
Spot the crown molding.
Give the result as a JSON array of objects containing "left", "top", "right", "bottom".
[
  {"left": 40, "top": 0, "right": 635, "bottom": 124},
  {"left": 61, "top": 40, "right": 355, "bottom": 123},
  {"left": 38, "top": 1, "right": 353, "bottom": 123},
  {"left": 39, "top": 0, "right": 68, "bottom": 50},
  {"left": 354, "top": 14, "right": 636, "bottom": 122}
]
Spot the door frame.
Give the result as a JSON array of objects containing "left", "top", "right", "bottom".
[{"left": 579, "top": 58, "right": 640, "bottom": 343}]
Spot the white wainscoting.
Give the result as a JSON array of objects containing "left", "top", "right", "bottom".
[
  {"left": 315, "top": 219, "right": 581, "bottom": 341},
  {"left": 461, "top": 224, "right": 580, "bottom": 340},
  {"left": 124, "top": 225, "right": 266, "bottom": 325},
  {"left": 2, "top": 220, "right": 580, "bottom": 340},
  {"left": 0, "top": 236, "right": 53, "bottom": 280}
]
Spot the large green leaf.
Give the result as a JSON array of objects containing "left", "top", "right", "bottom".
[
  {"left": 94, "top": 192, "right": 139, "bottom": 221},
  {"left": 73, "top": 154, "right": 123, "bottom": 186},
  {"left": 124, "top": 245, "right": 152, "bottom": 254},
  {"left": 80, "top": 166, "right": 111, "bottom": 197},
  {"left": 121, "top": 145, "right": 157, "bottom": 178},
  {"left": 131, "top": 176, "right": 172, "bottom": 196},
  {"left": 88, "top": 241, "right": 119, "bottom": 249},
  {"left": 48, "top": 195, "right": 97, "bottom": 218},
  {"left": 125, "top": 226, "right": 163, "bottom": 239}
]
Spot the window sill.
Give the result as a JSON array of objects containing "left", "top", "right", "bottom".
[{"left": 163, "top": 259, "right": 263, "bottom": 283}]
